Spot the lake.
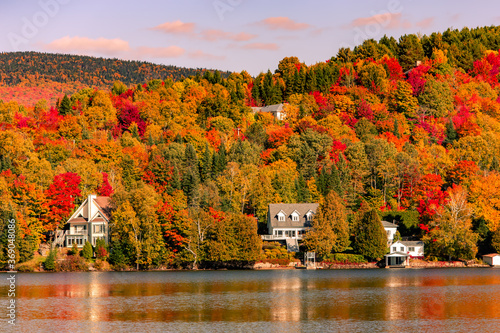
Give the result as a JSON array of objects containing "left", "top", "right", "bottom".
[{"left": 2, "top": 268, "right": 500, "bottom": 332}]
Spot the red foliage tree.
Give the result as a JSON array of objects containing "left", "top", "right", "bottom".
[
  {"left": 97, "top": 172, "right": 114, "bottom": 196},
  {"left": 43, "top": 172, "right": 82, "bottom": 233}
]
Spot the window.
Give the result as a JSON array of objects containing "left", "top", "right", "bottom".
[
  {"left": 275, "top": 230, "right": 283, "bottom": 237},
  {"left": 75, "top": 225, "right": 87, "bottom": 234},
  {"left": 392, "top": 247, "right": 396, "bottom": 252},
  {"left": 306, "top": 214, "right": 313, "bottom": 222},
  {"left": 408, "top": 247, "right": 415, "bottom": 252},
  {"left": 67, "top": 238, "right": 73, "bottom": 246},
  {"left": 278, "top": 213, "right": 285, "bottom": 222},
  {"left": 292, "top": 214, "right": 299, "bottom": 222},
  {"left": 386, "top": 231, "right": 391, "bottom": 237},
  {"left": 93, "top": 224, "right": 104, "bottom": 233},
  {"left": 400, "top": 247, "right": 404, "bottom": 252}
]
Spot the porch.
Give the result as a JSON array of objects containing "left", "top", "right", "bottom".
[{"left": 385, "top": 252, "right": 409, "bottom": 268}]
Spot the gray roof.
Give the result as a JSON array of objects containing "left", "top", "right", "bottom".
[
  {"left": 260, "top": 104, "right": 284, "bottom": 112},
  {"left": 399, "top": 241, "right": 424, "bottom": 247},
  {"left": 382, "top": 221, "right": 398, "bottom": 228},
  {"left": 269, "top": 203, "right": 318, "bottom": 228}
]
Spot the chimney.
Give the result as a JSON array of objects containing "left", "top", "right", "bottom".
[{"left": 88, "top": 194, "right": 96, "bottom": 219}]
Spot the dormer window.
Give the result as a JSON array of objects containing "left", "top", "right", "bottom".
[
  {"left": 291, "top": 211, "right": 300, "bottom": 222},
  {"left": 277, "top": 211, "right": 285, "bottom": 222},
  {"left": 305, "top": 210, "right": 314, "bottom": 222}
]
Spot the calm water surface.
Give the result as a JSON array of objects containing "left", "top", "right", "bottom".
[{"left": 1, "top": 268, "right": 500, "bottom": 332}]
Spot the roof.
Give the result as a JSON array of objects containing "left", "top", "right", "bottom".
[
  {"left": 382, "top": 221, "right": 398, "bottom": 228},
  {"left": 483, "top": 253, "right": 500, "bottom": 258},
  {"left": 400, "top": 241, "right": 424, "bottom": 247},
  {"left": 269, "top": 203, "right": 318, "bottom": 228},
  {"left": 260, "top": 104, "right": 284, "bottom": 112},
  {"left": 93, "top": 196, "right": 112, "bottom": 220},
  {"left": 69, "top": 217, "right": 87, "bottom": 223},
  {"left": 385, "top": 252, "right": 410, "bottom": 257}
]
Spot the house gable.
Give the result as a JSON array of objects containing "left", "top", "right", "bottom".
[{"left": 64, "top": 194, "right": 111, "bottom": 248}]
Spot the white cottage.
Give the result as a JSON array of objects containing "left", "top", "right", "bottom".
[
  {"left": 382, "top": 221, "right": 398, "bottom": 245},
  {"left": 385, "top": 240, "right": 425, "bottom": 267},
  {"left": 64, "top": 194, "right": 111, "bottom": 247},
  {"left": 483, "top": 253, "right": 500, "bottom": 266}
]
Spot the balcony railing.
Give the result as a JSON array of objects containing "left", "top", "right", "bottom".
[{"left": 261, "top": 234, "right": 304, "bottom": 240}]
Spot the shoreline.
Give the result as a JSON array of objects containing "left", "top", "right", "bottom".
[{"left": 3, "top": 260, "right": 493, "bottom": 273}]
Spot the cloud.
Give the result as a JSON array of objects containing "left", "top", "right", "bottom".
[
  {"left": 242, "top": 43, "right": 279, "bottom": 51},
  {"left": 45, "top": 36, "right": 130, "bottom": 55},
  {"left": 259, "top": 17, "right": 310, "bottom": 31},
  {"left": 200, "top": 29, "right": 257, "bottom": 42},
  {"left": 151, "top": 20, "right": 196, "bottom": 34},
  {"left": 135, "top": 46, "right": 185, "bottom": 58},
  {"left": 416, "top": 17, "right": 434, "bottom": 29},
  {"left": 349, "top": 13, "right": 407, "bottom": 30},
  {"left": 188, "top": 50, "right": 225, "bottom": 61}
]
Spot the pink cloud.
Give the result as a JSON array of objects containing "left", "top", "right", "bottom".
[
  {"left": 200, "top": 29, "right": 257, "bottom": 42},
  {"left": 151, "top": 20, "right": 196, "bottom": 34},
  {"left": 349, "top": 13, "right": 406, "bottom": 29},
  {"left": 260, "top": 17, "right": 310, "bottom": 31},
  {"left": 451, "top": 14, "right": 461, "bottom": 22},
  {"left": 189, "top": 50, "right": 225, "bottom": 61},
  {"left": 242, "top": 43, "right": 279, "bottom": 51},
  {"left": 135, "top": 46, "right": 185, "bottom": 58},
  {"left": 416, "top": 17, "right": 434, "bottom": 29},
  {"left": 45, "top": 36, "right": 130, "bottom": 55}
]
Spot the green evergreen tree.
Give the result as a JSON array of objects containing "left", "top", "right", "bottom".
[
  {"left": 58, "top": 94, "right": 72, "bottom": 116},
  {"left": 353, "top": 209, "right": 387, "bottom": 260},
  {"left": 44, "top": 249, "right": 57, "bottom": 271},
  {"left": 82, "top": 241, "right": 93, "bottom": 260},
  {"left": 393, "top": 119, "right": 401, "bottom": 139},
  {"left": 70, "top": 242, "right": 79, "bottom": 256},
  {"left": 444, "top": 118, "right": 458, "bottom": 146},
  {"left": 303, "top": 191, "right": 350, "bottom": 258},
  {"left": 200, "top": 143, "right": 212, "bottom": 182}
]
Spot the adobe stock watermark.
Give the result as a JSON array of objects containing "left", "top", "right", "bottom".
[
  {"left": 8, "top": 0, "right": 72, "bottom": 51},
  {"left": 340, "top": 0, "right": 406, "bottom": 50},
  {"left": 6, "top": 219, "right": 17, "bottom": 326},
  {"left": 213, "top": 0, "right": 244, "bottom": 21}
]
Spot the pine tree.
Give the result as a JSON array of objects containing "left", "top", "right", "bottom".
[
  {"left": 444, "top": 118, "right": 458, "bottom": 146},
  {"left": 200, "top": 143, "right": 212, "bottom": 182},
  {"left": 303, "top": 191, "right": 350, "bottom": 257},
  {"left": 44, "top": 249, "right": 57, "bottom": 270},
  {"left": 393, "top": 119, "right": 401, "bottom": 139},
  {"left": 82, "top": 241, "right": 93, "bottom": 260},
  {"left": 59, "top": 94, "right": 72, "bottom": 115},
  {"left": 353, "top": 209, "right": 388, "bottom": 260}
]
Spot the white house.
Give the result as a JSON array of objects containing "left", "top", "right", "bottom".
[
  {"left": 262, "top": 203, "right": 318, "bottom": 252},
  {"left": 385, "top": 240, "right": 425, "bottom": 267},
  {"left": 63, "top": 194, "right": 111, "bottom": 248},
  {"left": 483, "top": 253, "right": 500, "bottom": 266},
  {"left": 382, "top": 221, "right": 398, "bottom": 245},
  {"left": 251, "top": 103, "right": 286, "bottom": 120}
]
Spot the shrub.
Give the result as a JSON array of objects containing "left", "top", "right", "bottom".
[
  {"left": 322, "top": 253, "right": 367, "bottom": 264},
  {"left": 57, "top": 255, "right": 88, "bottom": 272},
  {"left": 69, "top": 242, "right": 79, "bottom": 256},
  {"left": 44, "top": 249, "right": 57, "bottom": 271},
  {"left": 82, "top": 241, "right": 93, "bottom": 260}
]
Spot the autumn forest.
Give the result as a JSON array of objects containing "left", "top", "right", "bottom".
[{"left": 2, "top": 25, "right": 500, "bottom": 270}]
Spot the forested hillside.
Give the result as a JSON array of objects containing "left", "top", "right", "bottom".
[
  {"left": 0, "top": 52, "right": 229, "bottom": 107},
  {"left": 2, "top": 26, "right": 500, "bottom": 270}
]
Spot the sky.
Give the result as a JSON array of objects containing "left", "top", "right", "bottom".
[{"left": 1, "top": 0, "right": 500, "bottom": 76}]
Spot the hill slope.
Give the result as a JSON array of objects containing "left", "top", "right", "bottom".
[{"left": 0, "top": 51, "right": 229, "bottom": 87}]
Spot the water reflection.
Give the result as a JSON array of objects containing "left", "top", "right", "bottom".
[{"left": 2, "top": 269, "right": 500, "bottom": 331}]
